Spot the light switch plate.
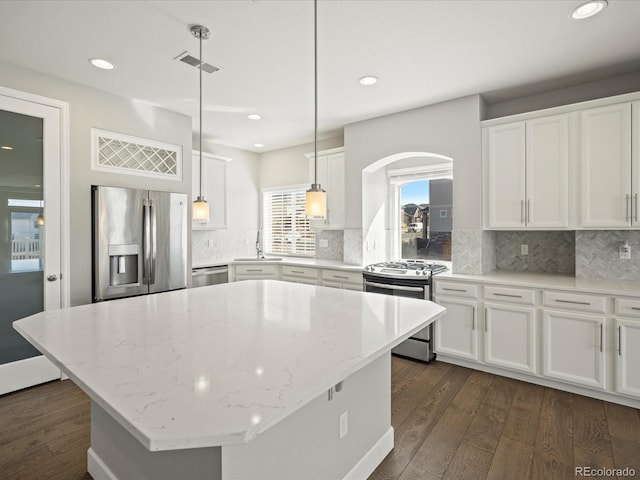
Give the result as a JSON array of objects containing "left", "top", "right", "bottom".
[
  {"left": 520, "top": 244, "right": 528, "bottom": 255},
  {"left": 319, "top": 239, "right": 329, "bottom": 248}
]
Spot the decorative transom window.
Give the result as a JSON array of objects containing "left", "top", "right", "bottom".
[
  {"left": 91, "top": 128, "right": 182, "bottom": 180},
  {"left": 263, "top": 186, "right": 316, "bottom": 257}
]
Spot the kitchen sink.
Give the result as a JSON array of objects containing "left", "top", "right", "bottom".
[{"left": 233, "top": 257, "right": 283, "bottom": 261}]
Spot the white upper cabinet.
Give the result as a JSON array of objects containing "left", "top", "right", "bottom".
[
  {"left": 580, "top": 103, "right": 634, "bottom": 228},
  {"left": 483, "top": 114, "right": 569, "bottom": 229},
  {"left": 307, "top": 147, "right": 345, "bottom": 230},
  {"left": 192, "top": 151, "right": 229, "bottom": 230}
]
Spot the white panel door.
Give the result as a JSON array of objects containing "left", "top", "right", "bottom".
[
  {"left": 0, "top": 90, "right": 64, "bottom": 394},
  {"left": 484, "top": 122, "right": 526, "bottom": 228},
  {"left": 526, "top": 114, "right": 569, "bottom": 228},
  {"left": 615, "top": 318, "right": 640, "bottom": 399},
  {"left": 580, "top": 103, "right": 632, "bottom": 228},
  {"left": 434, "top": 297, "right": 478, "bottom": 360},
  {"left": 485, "top": 303, "right": 537, "bottom": 374},
  {"left": 542, "top": 310, "right": 605, "bottom": 390}
]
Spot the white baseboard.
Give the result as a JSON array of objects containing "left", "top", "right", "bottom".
[
  {"left": 0, "top": 355, "right": 60, "bottom": 395},
  {"left": 343, "top": 427, "right": 394, "bottom": 480},
  {"left": 87, "top": 448, "right": 117, "bottom": 480}
]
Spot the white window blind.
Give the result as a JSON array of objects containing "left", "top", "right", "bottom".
[{"left": 263, "top": 187, "right": 316, "bottom": 256}]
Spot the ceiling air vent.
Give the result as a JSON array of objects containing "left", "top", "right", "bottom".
[{"left": 174, "top": 51, "right": 220, "bottom": 74}]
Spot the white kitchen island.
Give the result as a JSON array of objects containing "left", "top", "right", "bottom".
[{"left": 14, "top": 280, "right": 445, "bottom": 480}]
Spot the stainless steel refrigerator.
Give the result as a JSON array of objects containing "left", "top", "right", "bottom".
[{"left": 92, "top": 185, "right": 187, "bottom": 302}]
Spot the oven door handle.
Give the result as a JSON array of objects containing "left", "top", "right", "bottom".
[{"left": 364, "top": 280, "right": 425, "bottom": 293}]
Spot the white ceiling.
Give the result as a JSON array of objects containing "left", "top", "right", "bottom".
[{"left": 1, "top": 0, "right": 640, "bottom": 153}]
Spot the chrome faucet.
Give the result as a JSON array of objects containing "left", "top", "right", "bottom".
[{"left": 256, "top": 230, "right": 263, "bottom": 258}]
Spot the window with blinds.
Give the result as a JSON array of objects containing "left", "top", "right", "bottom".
[{"left": 263, "top": 187, "right": 316, "bottom": 256}]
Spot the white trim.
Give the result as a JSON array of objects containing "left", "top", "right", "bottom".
[
  {"left": 481, "top": 90, "right": 640, "bottom": 127},
  {"left": 193, "top": 150, "right": 233, "bottom": 162},
  {"left": 88, "top": 448, "right": 118, "bottom": 480},
  {"left": 0, "top": 356, "right": 61, "bottom": 395},
  {"left": 91, "top": 128, "right": 183, "bottom": 181},
  {"left": 304, "top": 146, "right": 344, "bottom": 159},
  {"left": 343, "top": 427, "right": 394, "bottom": 480}
]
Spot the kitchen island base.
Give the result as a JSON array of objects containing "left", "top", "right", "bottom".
[{"left": 87, "top": 353, "right": 393, "bottom": 480}]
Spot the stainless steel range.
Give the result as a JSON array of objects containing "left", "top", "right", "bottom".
[{"left": 363, "top": 260, "right": 447, "bottom": 362}]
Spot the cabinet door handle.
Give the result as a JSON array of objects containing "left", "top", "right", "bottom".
[
  {"left": 443, "top": 287, "right": 467, "bottom": 293},
  {"left": 472, "top": 306, "right": 475, "bottom": 330},
  {"left": 484, "top": 308, "right": 487, "bottom": 332},
  {"left": 521, "top": 200, "right": 525, "bottom": 224},
  {"left": 635, "top": 193, "right": 638, "bottom": 222},
  {"left": 627, "top": 194, "right": 631, "bottom": 222},
  {"left": 618, "top": 325, "right": 622, "bottom": 356},
  {"left": 527, "top": 199, "right": 531, "bottom": 224},
  {"left": 554, "top": 299, "right": 590, "bottom": 306},
  {"left": 492, "top": 293, "right": 523, "bottom": 298},
  {"left": 599, "top": 323, "right": 603, "bottom": 353}
]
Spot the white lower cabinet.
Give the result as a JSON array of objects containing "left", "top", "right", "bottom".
[
  {"left": 615, "top": 318, "right": 640, "bottom": 398},
  {"left": 484, "top": 302, "right": 537, "bottom": 374},
  {"left": 434, "top": 297, "right": 479, "bottom": 361},
  {"left": 542, "top": 309, "right": 606, "bottom": 390},
  {"left": 320, "top": 269, "right": 362, "bottom": 291},
  {"left": 281, "top": 265, "right": 318, "bottom": 285},
  {"left": 233, "top": 264, "right": 280, "bottom": 281}
]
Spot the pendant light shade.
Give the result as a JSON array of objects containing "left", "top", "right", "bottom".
[
  {"left": 306, "top": 0, "right": 327, "bottom": 219},
  {"left": 191, "top": 24, "right": 211, "bottom": 223}
]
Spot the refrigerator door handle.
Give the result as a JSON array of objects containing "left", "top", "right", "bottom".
[
  {"left": 150, "top": 200, "right": 157, "bottom": 285},
  {"left": 143, "top": 199, "right": 150, "bottom": 285}
]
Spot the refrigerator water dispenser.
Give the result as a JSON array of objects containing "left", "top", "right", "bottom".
[{"left": 108, "top": 244, "right": 139, "bottom": 286}]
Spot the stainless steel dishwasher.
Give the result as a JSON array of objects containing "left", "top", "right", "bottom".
[{"left": 191, "top": 266, "right": 228, "bottom": 288}]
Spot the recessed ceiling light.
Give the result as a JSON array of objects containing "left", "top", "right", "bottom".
[
  {"left": 89, "top": 58, "right": 115, "bottom": 70},
  {"left": 248, "top": 114, "right": 262, "bottom": 120},
  {"left": 571, "top": 0, "right": 607, "bottom": 19},
  {"left": 254, "top": 143, "right": 264, "bottom": 148},
  {"left": 1, "top": 145, "right": 14, "bottom": 150},
  {"left": 359, "top": 76, "right": 378, "bottom": 86}
]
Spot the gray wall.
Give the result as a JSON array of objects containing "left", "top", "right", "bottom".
[{"left": 0, "top": 61, "right": 192, "bottom": 306}]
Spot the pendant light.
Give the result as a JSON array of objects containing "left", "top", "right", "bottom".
[
  {"left": 305, "top": 0, "right": 327, "bottom": 219},
  {"left": 192, "top": 24, "right": 211, "bottom": 223}
]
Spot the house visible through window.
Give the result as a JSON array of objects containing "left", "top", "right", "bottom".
[
  {"left": 389, "top": 165, "right": 453, "bottom": 261},
  {"left": 262, "top": 187, "right": 316, "bottom": 256}
]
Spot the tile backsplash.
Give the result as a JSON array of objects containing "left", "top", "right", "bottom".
[
  {"left": 494, "top": 231, "right": 575, "bottom": 274},
  {"left": 576, "top": 230, "right": 640, "bottom": 280},
  {"left": 315, "top": 230, "right": 344, "bottom": 261}
]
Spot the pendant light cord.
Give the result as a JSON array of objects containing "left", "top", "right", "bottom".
[
  {"left": 313, "top": 0, "right": 318, "bottom": 186},
  {"left": 199, "top": 26, "right": 204, "bottom": 200}
]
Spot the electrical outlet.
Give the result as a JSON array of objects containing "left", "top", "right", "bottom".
[
  {"left": 520, "top": 244, "right": 528, "bottom": 255},
  {"left": 339, "top": 411, "right": 348, "bottom": 439},
  {"left": 620, "top": 243, "right": 631, "bottom": 260},
  {"left": 319, "top": 239, "right": 329, "bottom": 248}
]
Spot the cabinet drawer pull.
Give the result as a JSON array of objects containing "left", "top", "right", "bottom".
[
  {"left": 291, "top": 270, "right": 305, "bottom": 274},
  {"left": 492, "top": 293, "right": 523, "bottom": 298},
  {"left": 631, "top": 307, "right": 640, "bottom": 311},
  {"left": 599, "top": 323, "right": 603, "bottom": 353},
  {"left": 332, "top": 275, "right": 349, "bottom": 280},
  {"left": 618, "top": 325, "right": 622, "bottom": 356},
  {"left": 554, "top": 299, "right": 590, "bottom": 306},
  {"left": 442, "top": 287, "right": 467, "bottom": 293},
  {"left": 472, "top": 306, "right": 475, "bottom": 330},
  {"left": 246, "top": 269, "right": 263, "bottom": 272}
]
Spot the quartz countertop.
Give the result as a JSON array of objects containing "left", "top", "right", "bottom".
[
  {"left": 436, "top": 270, "right": 640, "bottom": 297},
  {"left": 192, "top": 257, "right": 364, "bottom": 271},
  {"left": 14, "top": 280, "right": 444, "bottom": 451}
]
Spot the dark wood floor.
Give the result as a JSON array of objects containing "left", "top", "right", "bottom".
[{"left": 1, "top": 358, "right": 639, "bottom": 480}]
